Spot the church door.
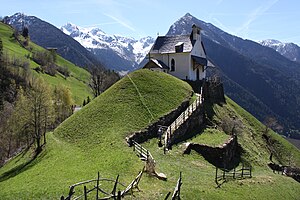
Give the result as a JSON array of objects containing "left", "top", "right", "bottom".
[{"left": 196, "top": 68, "right": 200, "bottom": 80}]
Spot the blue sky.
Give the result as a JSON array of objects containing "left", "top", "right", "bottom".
[{"left": 1, "top": 0, "right": 300, "bottom": 45}]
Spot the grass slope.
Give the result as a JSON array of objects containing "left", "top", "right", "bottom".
[
  {"left": 0, "top": 69, "right": 193, "bottom": 199},
  {"left": 0, "top": 70, "right": 299, "bottom": 199},
  {"left": 0, "top": 22, "right": 91, "bottom": 104}
]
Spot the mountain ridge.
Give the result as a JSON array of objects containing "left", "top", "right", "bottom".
[
  {"left": 260, "top": 39, "right": 300, "bottom": 63},
  {"left": 61, "top": 22, "right": 155, "bottom": 72}
]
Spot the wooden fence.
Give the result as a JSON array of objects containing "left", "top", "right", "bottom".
[
  {"left": 133, "top": 140, "right": 153, "bottom": 161},
  {"left": 165, "top": 172, "right": 182, "bottom": 200},
  {"left": 164, "top": 92, "right": 203, "bottom": 151},
  {"left": 61, "top": 168, "right": 144, "bottom": 200},
  {"left": 215, "top": 164, "right": 252, "bottom": 186}
]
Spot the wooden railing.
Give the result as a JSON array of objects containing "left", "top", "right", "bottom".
[
  {"left": 164, "top": 92, "right": 203, "bottom": 151},
  {"left": 61, "top": 168, "right": 144, "bottom": 200},
  {"left": 133, "top": 140, "right": 153, "bottom": 161}
]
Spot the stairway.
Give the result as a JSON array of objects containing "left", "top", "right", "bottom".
[{"left": 163, "top": 92, "right": 203, "bottom": 151}]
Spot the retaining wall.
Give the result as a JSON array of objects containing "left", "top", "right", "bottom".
[{"left": 184, "top": 135, "right": 238, "bottom": 169}]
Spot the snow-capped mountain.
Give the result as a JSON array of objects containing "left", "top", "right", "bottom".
[
  {"left": 61, "top": 23, "right": 154, "bottom": 70},
  {"left": 260, "top": 39, "right": 300, "bottom": 63}
]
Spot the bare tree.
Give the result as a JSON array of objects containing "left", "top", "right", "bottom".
[
  {"left": 27, "top": 78, "right": 53, "bottom": 153},
  {"left": 89, "top": 66, "right": 120, "bottom": 98}
]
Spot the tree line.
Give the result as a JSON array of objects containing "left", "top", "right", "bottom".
[{"left": 0, "top": 37, "right": 74, "bottom": 166}]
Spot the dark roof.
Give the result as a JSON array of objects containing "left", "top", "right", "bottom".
[
  {"left": 151, "top": 35, "right": 193, "bottom": 54},
  {"left": 191, "top": 55, "right": 207, "bottom": 66},
  {"left": 144, "top": 58, "right": 169, "bottom": 70}
]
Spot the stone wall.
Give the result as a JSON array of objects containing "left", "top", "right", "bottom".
[
  {"left": 167, "top": 104, "right": 205, "bottom": 147},
  {"left": 184, "top": 135, "right": 239, "bottom": 169},
  {"left": 126, "top": 100, "right": 190, "bottom": 146}
]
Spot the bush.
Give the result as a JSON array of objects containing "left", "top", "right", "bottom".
[{"left": 57, "top": 66, "right": 70, "bottom": 78}]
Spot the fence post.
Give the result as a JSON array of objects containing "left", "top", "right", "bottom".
[
  {"left": 96, "top": 172, "right": 100, "bottom": 199},
  {"left": 133, "top": 142, "right": 135, "bottom": 152},
  {"left": 233, "top": 167, "right": 235, "bottom": 179},
  {"left": 117, "top": 191, "right": 121, "bottom": 200},
  {"left": 215, "top": 167, "right": 218, "bottom": 183},
  {"left": 84, "top": 186, "right": 87, "bottom": 200},
  {"left": 241, "top": 167, "right": 244, "bottom": 178},
  {"left": 111, "top": 174, "right": 119, "bottom": 196},
  {"left": 178, "top": 171, "right": 182, "bottom": 198}
]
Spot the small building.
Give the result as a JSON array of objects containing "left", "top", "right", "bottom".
[{"left": 143, "top": 25, "right": 212, "bottom": 81}]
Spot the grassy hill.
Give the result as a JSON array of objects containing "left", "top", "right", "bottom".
[
  {"left": 0, "top": 22, "right": 91, "bottom": 104},
  {"left": 0, "top": 69, "right": 299, "bottom": 199}
]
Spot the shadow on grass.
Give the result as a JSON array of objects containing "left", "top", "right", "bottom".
[{"left": 0, "top": 147, "right": 46, "bottom": 182}]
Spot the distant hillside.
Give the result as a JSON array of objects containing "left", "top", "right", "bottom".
[
  {"left": 3, "top": 13, "right": 103, "bottom": 69},
  {"left": 0, "top": 22, "right": 91, "bottom": 104},
  {"left": 0, "top": 69, "right": 299, "bottom": 199},
  {"left": 167, "top": 13, "right": 300, "bottom": 136}
]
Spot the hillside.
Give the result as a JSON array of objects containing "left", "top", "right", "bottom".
[
  {"left": 3, "top": 13, "right": 103, "bottom": 69},
  {"left": 0, "top": 69, "right": 299, "bottom": 199},
  {"left": 0, "top": 22, "right": 91, "bottom": 104},
  {"left": 0, "top": 69, "right": 193, "bottom": 199}
]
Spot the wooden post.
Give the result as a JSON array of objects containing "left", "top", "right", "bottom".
[
  {"left": 133, "top": 143, "right": 135, "bottom": 151},
  {"left": 96, "top": 172, "right": 100, "bottom": 200},
  {"left": 215, "top": 167, "right": 218, "bottom": 183},
  {"left": 111, "top": 174, "right": 119, "bottom": 195},
  {"left": 117, "top": 191, "right": 121, "bottom": 200},
  {"left": 147, "top": 150, "right": 149, "bottom": 160},
  {"left": 178, "top": 171, "right": 182, "bottom": 198},
  {"left": 84, "top": 186, "right": 87, "bottom": 200},
  {"left": 233, "top": 167, "right": 235, "bottom": 179},
  {"left": 242, "top": 167, "right": 244, "bottom": 178}
]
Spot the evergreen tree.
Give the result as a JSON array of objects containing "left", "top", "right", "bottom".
[{"left": 22, "top": 26, "right": 29, "bottom": 38}]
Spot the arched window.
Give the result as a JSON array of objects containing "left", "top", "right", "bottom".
[{"left": 171, "top": 59, "right": 175, "bottom": 71}]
